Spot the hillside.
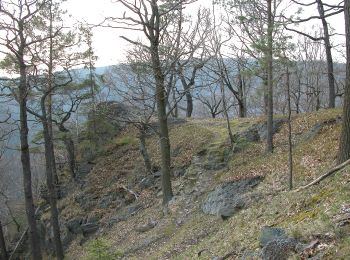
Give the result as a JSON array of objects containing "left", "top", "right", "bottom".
[{"left": 50, "top": 109, "right": 349, "bottom": 260}]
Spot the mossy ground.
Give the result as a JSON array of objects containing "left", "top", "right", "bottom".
[{"left": 65, "top": 109, "right": 350, "bottom": 259}]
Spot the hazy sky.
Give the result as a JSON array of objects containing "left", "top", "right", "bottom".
[{"left": 63, "top": 0, "right": 345, "bottom": 67}]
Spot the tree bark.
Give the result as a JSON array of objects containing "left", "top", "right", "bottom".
[
  {"left": 316, "top": 0, "right": 336, "bottom": 108},
  {"left": 338, "top": 0, "right": 350, "bottom": 163},
  {"left": 0, "top": 221, "right": 8, "bottom": 260},
  {"left": 19, "top": 61, "right": 42, "bottom": 260},
  {"left": 266, "top": 0, "right": 274, "bottom": 153}
]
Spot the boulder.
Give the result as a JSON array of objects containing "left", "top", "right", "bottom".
[
  {"left": 202, "top": 176, "right": 263, "bottom": 217},
  {"left": 259, "top": 227, "right": 288, "bottom": 248},
  {"left": 238, "top": 118, "right": 287, "bottom": 143},
  {"left": 261, "top": 238, "right": 298, "bottom": 260},
  {"left": 81, "top": 223, "right": 99, "bottom": 236},
  {"left": 66, "top": 218, "right": 83, "bottom": 234},
  {"left": 135, "top": 220, "right": 157, "bottom": 233}
]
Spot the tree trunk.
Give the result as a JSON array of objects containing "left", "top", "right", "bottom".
[
  {"left": 338, "top": 0, "right": 350, "bottom": 163},
  {"left": 220, "top": 75, "right": 235, "bottom": 150},
  {"left": 0, "top": 221, "right": 8, "bottom": 260},
  {"left": 42, "top": 117, "right": 64, "bottom": 260},
  {"left": 237, "top": 65, "right": 246, "bottom": 118},
  {"left": 149, "top": 1, "right": 173, "bottom": 206},
  {"left": 185, "top": 88, "right": 193, "bottom": 118},
  {"left": 286, "top": 67, "right": 293, "bottom": 190},
  {"left": 63, "top": 134, "right": 76, "bottom": 180},
  {"left": 59, "top": 125, "right": 76, "bottom": 180},
  {"left": 316, "top": 0, "right": 336, "bottom": 108},
  {"left": 266, "top": 0, "right": 274, "bottom": 153},
  {"left": 139, "top": 129, "right": 152, "bottom": 174},
  {"left": 19, "top": 63, "right": 42, "bottom": 260}
]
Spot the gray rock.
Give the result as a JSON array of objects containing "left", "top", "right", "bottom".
[
  {"left": 202, "top": 176, "right": 263, "bottom": 217},
  {"left": 239, "top": 119, "right": 287, "bottom": 143},
  {"left": 108, "top": 204, "right": 142, "bottom": 227},
  {"left": 81, "top": 223, "right": 99, "bottom": 236},
  {"left": 135, "top": 220, "right": 157, "bottom": 233},
  {"left": 139, "top": 175, "right": 156, "bottom": 189},
  {"left": 259, "top": 227, "right": 288, "bottom": 248},
  {"left": 261, "top": 238, "right": 298, "bottom": 260},
  {"left": 66, "top": 218, "right": 83, "bottom": 234},
  {"left": 301, "top": 118, "right": 340, "bottom": 142}
]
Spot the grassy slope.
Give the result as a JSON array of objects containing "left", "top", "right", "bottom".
[{"left": 66, "top": 109, "right": 350, "bottom": 259}]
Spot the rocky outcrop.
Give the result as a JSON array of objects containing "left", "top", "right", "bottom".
[
  {"left": 238, "top": 118, "right": 287, "bottom": 142},
  {"left": 202, "top": 176, "right": 263, "bottom": 218}
]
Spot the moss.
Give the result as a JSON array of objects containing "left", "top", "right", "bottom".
[{"left": 287, "top": 210, "right": 319, "bottom": 223}]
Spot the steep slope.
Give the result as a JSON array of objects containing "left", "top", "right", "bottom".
[{"left": 61, "top": 109, "right": 350, "bottom": 259}]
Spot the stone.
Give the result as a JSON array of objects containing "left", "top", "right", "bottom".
[
  {"left": 202, "top": 176, "right": 263, "bottom": 217},
  {"left": 261, "top": 238, "right": 298, "bottom": 260},
  {"left": 259, "top": 227, "right": 288, "bottom": 248},
  {"left": 139, "top": 175, "right": 156, "bottom": 190},
  {"left": 66, "top": 218, "right": 83, "bottom": 234},
  {"left": 135, "top": 220, "right": 157, "bottom": 233},
  {"left": 239, "top": 119, "right": 287, "bottom": 143},
  {"left": 81, "top": 223, "right": 99, "bottom": 236}
]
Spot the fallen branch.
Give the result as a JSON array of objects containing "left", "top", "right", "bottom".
[
  {"left": 121, "top": 185, "right": 139, "bottom": 200},
  {"left": 296, "top": 158, "right": 350, "bottom": 191}
]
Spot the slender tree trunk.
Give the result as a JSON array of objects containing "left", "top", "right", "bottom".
[
  {"left": 139, "top": 129, "right": 152, "bottom": 174},
  {"left": 237, "top": 65, "right": 246, "bottom": 118},
  {"left": 266, "top": 0, "right": 274, "bottom": 153},
  {"left": 47, "top": 3, "right": 59, "bottom": 186},
  {"left": 0, "top": 221, "right": 8, "bottom": 260},
  {"left": 338, "top": 0, "right": 350, "bottom": 163},
  {"left": 63, "top": 134, "right": 76, "bottom": 180},
  {"left": 185, "top": 88, "right": 193, "bottom": 118},
  {"left": 19, "top": 63, "right": 42, "bottom": 260},
  {"left": 286, "top": 67, "right": 293, "bottom": 190},
  {"left": 42, "top": 117, "right": 64, "bottom": 260},
  {"left": 149, "top": 1, "right": 173, "bottom": 205},
  {"left": 220, "top": 75, "right": 235, "bottom": 150},
  {"left": 316, "top": 0, "right": 336, "bottom": 108}
]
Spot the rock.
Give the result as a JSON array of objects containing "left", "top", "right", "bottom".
[
  {"left": 75, "top": 193, "right": 97, "bottom": 211},
  {"left": 81, "top": 223, "right": 99, "bottom": 236},
  {"left": 239, "top": 119, "right": 287, "bottom": 143},
  {"left": 139, "top": 175, "right": 156, "bottom": 190},
  {"left": 202, "top": 176, "right": 263, "bottom": 217},
  {"left": 259, "top": 227, "right": 288, "bottom": 248},
  {"left": 301, "top": 118, "right": 340, "bottom": 141},
  {"left": 135, "top": 220, "right": 157, "bottom": 233},
  {"left": 98, "top": 192, "right": 118, "bottom": 209},
  {"left": 66, "top": 218, "right": 83, "bottom": 234},
  {"left": 108, "top": 204, "right": 142, "bottom": 227},
  {"left": 261, "top": 238, "right": 298, "bottom": 260}
]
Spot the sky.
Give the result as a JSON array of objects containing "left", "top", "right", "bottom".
[{"left": 62, "top": 0, "right": 345, "bottom": 67}]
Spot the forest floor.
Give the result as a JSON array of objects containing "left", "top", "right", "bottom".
[{"left": 62, "top": 108, "right": 350, "bottom": 260}]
